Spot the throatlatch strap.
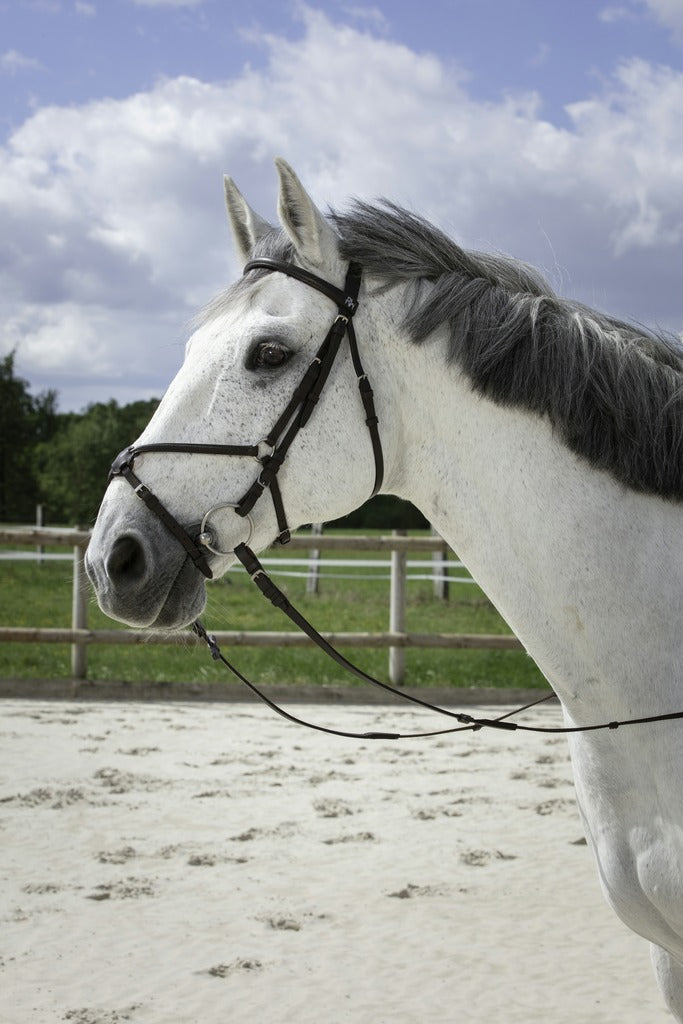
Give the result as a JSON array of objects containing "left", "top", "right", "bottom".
[
  {"left": 346, "top": 318, "right": 383, "bottom": 496},
  {"left": 233, "top": 258, "right": 378, "bottom": 542}
]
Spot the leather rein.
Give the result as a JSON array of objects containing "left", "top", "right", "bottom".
[{"left": 109, "top": 258, "right": 683, "bottom": 741}]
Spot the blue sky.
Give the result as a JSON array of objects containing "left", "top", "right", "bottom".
[
  {"left": 3, "top": 1, "right": 681, "bottom": 132},
  {"left": 1, "top": 0, "right": 683, "bottom": 410}
]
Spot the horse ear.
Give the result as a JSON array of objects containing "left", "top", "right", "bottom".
[
  {"left": 223, "top": 175, "right": 274, "bottom": 266},
  {"left": 275, "top": 157, "right": 338, "bottom": 269}
]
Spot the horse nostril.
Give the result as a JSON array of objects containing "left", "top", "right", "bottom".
[{"left": 106, "top": 535, "right": 147, "bottom": 584}]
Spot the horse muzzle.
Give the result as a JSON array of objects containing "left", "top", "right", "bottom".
[{"left": 85, "top": 502, "right": 209, "bottom": 628}]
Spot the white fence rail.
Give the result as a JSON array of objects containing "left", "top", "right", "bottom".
[{"left": 0, "top": 526, "right": 522, "bottom": 683}]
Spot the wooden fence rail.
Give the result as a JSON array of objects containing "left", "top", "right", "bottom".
[{"left": 0, "top": 526, "right": 523, "bottom": 683}]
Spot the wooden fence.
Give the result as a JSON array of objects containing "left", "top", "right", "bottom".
[{"left": 0, "top": 526, "right": 522, "bottom": 683}]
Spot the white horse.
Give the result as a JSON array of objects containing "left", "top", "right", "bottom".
[{"left": 86, "top": 158, "right": 683, "bottom": 1017}]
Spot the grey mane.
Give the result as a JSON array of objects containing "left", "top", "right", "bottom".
[
  {"left": 224, "top": 201, "right": 683, "bottom": 500},
  {"left": 330, "top": 201, "right": 683, "bottom": 501}
]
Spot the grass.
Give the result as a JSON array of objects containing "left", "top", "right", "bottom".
[{"left": 0, "top": 532, "right": 549, "bottom": 690}]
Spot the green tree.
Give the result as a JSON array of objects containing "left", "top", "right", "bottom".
[
  {"left": 0, "top": 352, "right": 58, "bottom": 521},
  {"left": 330, "top": 495, "right": 428, "bottom": 530},
  {"left": 35, "top": 398, "right": 159, "bottom": 524}
]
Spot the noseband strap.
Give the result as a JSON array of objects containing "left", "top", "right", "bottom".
[
  {"left": 109, "top": 446, "right": 214, "bottom": 579},
  {"left": 108, "top": 258, "right": 383, "bottom": 576}
]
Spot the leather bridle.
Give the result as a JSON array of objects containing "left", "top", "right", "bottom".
[
  {"left": 107, "top": 258, "right": 683, "bottom": 741},
  {"left": 109, "top": 257, "right": 383, "bottom": 578}
]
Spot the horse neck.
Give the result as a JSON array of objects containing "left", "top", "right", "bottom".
[{"left": 381, "top": 331, "right": 683, "bottom": 722}]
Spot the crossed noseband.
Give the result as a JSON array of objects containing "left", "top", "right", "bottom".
[{"left": 108, "top": 258, "right": 384, "bottom": 579}]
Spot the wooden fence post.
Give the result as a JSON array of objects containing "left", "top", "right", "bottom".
[
  {"left": 71, "top": 541, "right": 88, "bottom": 678},
  {"left": 389, "top": 529, "right": 406, "bottom": 685},
  {"left": 36, "top": 505, "right": 44, "bottom": 567},
  {"left": 306, "top": 524, "right": 323, "bottom": 595},
  {"left": 431, "top": 526, "right": 450, "bottom": 600}
]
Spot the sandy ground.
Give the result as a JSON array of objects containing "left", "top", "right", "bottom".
[{"left": 0, "top": 698, "right": 671, "bottom": 1023}]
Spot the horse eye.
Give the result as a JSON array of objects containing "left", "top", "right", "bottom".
[{"left": 249, "top": 342, "right": 291, "bottom": 370}]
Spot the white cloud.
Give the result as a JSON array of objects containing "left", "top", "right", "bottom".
[
  {"left": 601, "top": 2, "right": 683, "bottom": 44},
  {"left": 565, "top": 60, "right": 683, "bottom": 251},
  {"left": 342, "top": 6, "right": 391, "bottom": 34},
  {"left": 529, "top": 42, "right": 551, "bottom": 67},
  {"left": 640, "top": 0, "right": 683, "bottom": 44},
  {"left": 0, "top": 49, "right": 43, "bottom": 74},
  {"left": 1, "top": 6, "right": 682, "bottom": 410},
  {"left": 599, "top": 6, "right": 636, "bottom": 24},
  {"left": 27, "top": 1, "right": 62, "bottom": 12},
  {"left": 130, "top": 0, "right": 204, "bottom": 7},
  {"left": 4, "top": 303, "right": 116, "bottom": 374}
]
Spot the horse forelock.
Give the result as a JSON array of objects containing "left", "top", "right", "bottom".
[{"left": 332, "top": 201, "right": 683, "bottom": 501}]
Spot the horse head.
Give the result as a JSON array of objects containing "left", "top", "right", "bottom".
[{"left": 85, "top": 160, "right": 388, "bottom": 628}]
